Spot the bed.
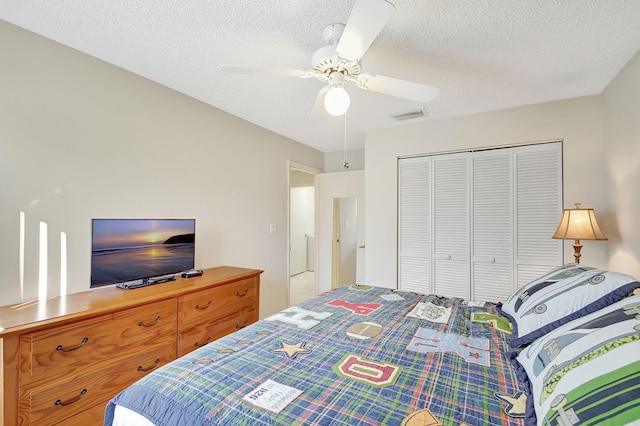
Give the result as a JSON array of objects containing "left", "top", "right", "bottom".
[{"left": 104, "top": 264, "right": 640, "bottom": 425}]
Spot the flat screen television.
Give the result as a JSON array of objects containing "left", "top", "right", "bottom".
[{"left": 90, "top": 218, "right": 195, "bottom": 288}]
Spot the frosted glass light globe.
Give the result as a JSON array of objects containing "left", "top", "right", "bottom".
[{"left": 324, "top": 86, "right": 350, "bottom": 116}]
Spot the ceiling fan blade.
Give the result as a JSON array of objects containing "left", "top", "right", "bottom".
[
  {"left": 335, "top": 0, "right": 395, "bottom": 62},
  {"left": 355, "top": 73, "right": 440, "bottom": 103},
  {"left": 220, "top": 65, "right": 315, "bottom": 78},
  {"left": 309, "top": 86, "right": 330, "bottom": 120}
]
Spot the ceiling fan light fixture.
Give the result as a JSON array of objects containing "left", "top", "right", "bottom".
[
  {"left": 223, "top": 0, "right": 439, "bottom": 122},
  {"left": 324, "top": 85, "right": 350, "bottom": 116},
  {"left": 324, "top": 71, "right": 350, "bottom": 116}
]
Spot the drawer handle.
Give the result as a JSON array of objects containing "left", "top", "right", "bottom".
[
  {"left": 56, "top": 337, "right": 89, "bottom": 352},
  {"left": 55, "top": 389, "right": 87, "bottom": 406},
  {"left": 236, "top": 289, "right": 249, "bottom": 297},
  {"left": 137, "top": 359, "right": 161, "bottom": 372},
  {"left": 195, "top": 337, "right": 211, "bottom": 347},
  {"left": 235, "top": 320, "right": 249, "bottom": 329},
  {"left": 138, "top": 316, "right": 161, "bottom": 327},
  {"left": 195, "top": 301, "right": 212, "bottom": 310}
]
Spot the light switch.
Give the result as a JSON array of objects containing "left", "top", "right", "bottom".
[{"left": 270, "top": 224, "right": 278, "bottom": 234}]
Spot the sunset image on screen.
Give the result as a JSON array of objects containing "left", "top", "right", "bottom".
[{"left": 90, "top": 219, "right": 195, "bottom": 287}]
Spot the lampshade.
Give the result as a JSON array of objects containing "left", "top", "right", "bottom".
[
  {"left": 324, "top": 85, "right": 350, "bottom": 116},
  {"left": 552, "top": 203, "right": 608, "bottom": 241}
]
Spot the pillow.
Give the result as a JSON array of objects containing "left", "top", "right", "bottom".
[
  {"left": 509, "top": 294, "right": 640, "bottom": 425},
  {"left": 498, "top": 264, "right": 639, "bottom": 346}
]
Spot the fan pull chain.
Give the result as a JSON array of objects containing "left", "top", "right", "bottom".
[{"left": 343, "top": 112, "right": 349, "bottom": 169}]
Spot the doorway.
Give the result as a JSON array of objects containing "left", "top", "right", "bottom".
[
  {"left": 288, "top": 163, "right": 321, "bottom": 306},
  {"left": 331, "top": 197, "right": 358, "bottom": 288}
]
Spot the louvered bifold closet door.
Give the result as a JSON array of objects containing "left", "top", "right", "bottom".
[
  {"left": 432, "top": 153, "right": 470, "bottom": 299},
  {"left": 471, "top": 150, "right": 514, "bottom": 302},
  {"left": 398, "top": 156, "right": 431, "bottom": 293},
  {"left": 515, "top": 142, "right": 563, "bottom": 287}
]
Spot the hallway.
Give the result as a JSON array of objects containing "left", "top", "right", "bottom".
[{"left": 289, "top": 271, "right": 315, "bottom": 306}]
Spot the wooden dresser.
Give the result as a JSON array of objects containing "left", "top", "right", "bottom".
[{"left": 0, "top": 266, "right": 262, "bottom": 425}]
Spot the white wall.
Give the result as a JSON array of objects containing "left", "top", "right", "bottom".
[
  {"left": 365, "top": 49, "right": 640, "bottom": 287},
  {"left": 0, "top": 21, "right": 324, "bottom": 316},
  {"left": 602, "top": 49, "right": 640, "bottom": 279},
  {"left": 316, "top": 170, "right": 365, "bottom": 293}
]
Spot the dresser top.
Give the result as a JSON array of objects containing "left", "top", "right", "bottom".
[{"left": 0, "top": 266, "right": 262, "bottom": 337}]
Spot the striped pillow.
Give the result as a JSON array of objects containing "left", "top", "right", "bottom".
[
  {"left": 498, "top": 264, "right": 639, "bottom": 346},
  {"left": 510, "top": 294, "right": 640, "bottom": 425}
]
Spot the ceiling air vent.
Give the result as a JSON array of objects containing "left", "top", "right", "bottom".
[{"left": 390, "top": 108, "right": 427, "bottom": 121}]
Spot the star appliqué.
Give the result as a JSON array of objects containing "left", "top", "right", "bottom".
[
  {"left": 495, "top": 391, "right": 527, "bottom": 418},
  {"left": 274, "top": 341, "right": 311, "bottom": 359}
]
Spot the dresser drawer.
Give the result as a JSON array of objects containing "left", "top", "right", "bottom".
[
  {"left": 178, "top": 277, "right": 257, "bottom": 329},
  {"left": 177, "top": 307, "right": 257, "bottom": 357},
  {"left": 20, "top": 298, "right": 176, "bottom": 385},
  {"left": 20, "top": 342, "right": 174, "bottom": 425},
  {"left": 54, "top": 400, "right": 108, "bottom": 425}
]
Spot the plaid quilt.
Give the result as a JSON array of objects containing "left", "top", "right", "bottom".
[{"left": 105, "top": 286, "right": 525, "bottom": 425}]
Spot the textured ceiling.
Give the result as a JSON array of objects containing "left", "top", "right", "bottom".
[{"left": 2, "top": 1, "right": 640, "bottom": 153}]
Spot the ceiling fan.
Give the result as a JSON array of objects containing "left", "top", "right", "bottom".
[{"left": 221, "top": 0, "right": 439, "bottom": 117}]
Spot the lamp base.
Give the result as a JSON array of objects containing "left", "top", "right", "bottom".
[{"left": 572, "top": 240, "right": 583, "bottom": 264}]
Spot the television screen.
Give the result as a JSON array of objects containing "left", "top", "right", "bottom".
[{"left": 90, "top": 218, "right": 195, "bottom": 288}]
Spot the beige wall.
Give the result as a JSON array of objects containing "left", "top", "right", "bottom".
[
  {"left": 324, "top": 149, "right": 365, "bottom": 172},
  {"left": 602, "top": 50, "right": 640, "bottom": 278},
  {"left": 0, "top": 21, "right": 324, "bottom": 316},
  {"left": 365, "top": 50, "right": 640, "bottom": 287}
]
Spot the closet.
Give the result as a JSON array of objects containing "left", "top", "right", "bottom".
[{"left": 398, "top": 142, "right": 563, "bottom": 302}]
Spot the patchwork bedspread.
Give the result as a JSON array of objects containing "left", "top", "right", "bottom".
[{"left": 105, "top": 286, "right": 525, "bottom": 425}]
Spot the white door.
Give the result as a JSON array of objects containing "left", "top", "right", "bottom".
[
  {"left": 398, "top": 157, "right": 431, "bottom": 293},
  {"left": 432, "top": 152, "right": 470, "bottom": 299},
  {"left": 471, "top": 150, "right": 514, "bottom": 301},
  {"left": 514, "top": 143, "right": 563, "bottom": 287}
]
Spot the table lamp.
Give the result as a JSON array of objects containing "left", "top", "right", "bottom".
[{"left": 552, "top": 203, "right": 607, "bottom": 263}]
